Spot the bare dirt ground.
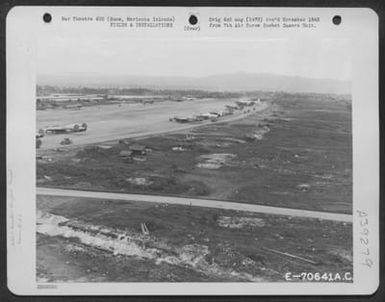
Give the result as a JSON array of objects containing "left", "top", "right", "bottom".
[
  {"left": 37, "top": 195, "right": 352, "bottom": 282},
  {"left": 37, "top": 98, "right": 266, "bottom": 150}
]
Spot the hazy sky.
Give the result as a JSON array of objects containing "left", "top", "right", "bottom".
[{"left": 37, "top": 33, "right": 352, "bottom": 81}]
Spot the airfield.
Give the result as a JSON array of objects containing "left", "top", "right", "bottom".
[
  {"left": 36, "top": 92, "right": 353, "bottom": 282},
  {"left": 37, "top": 98, "right": 266, "bottom": 150}
]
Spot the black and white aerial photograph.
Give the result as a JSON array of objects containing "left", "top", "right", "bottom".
[{"left": 35, "top": 32, "right": 353, "bottom": 283}]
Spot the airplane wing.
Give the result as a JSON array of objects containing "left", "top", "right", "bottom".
[{"left": 45, "top": 125, "right": 70, "bottom": 131}]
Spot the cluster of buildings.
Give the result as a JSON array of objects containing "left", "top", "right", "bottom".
[
  {"left": 37, "top": 93, "right": 163, "bottom": 104},
  {"left": 37, "top": 94, "right": 105, "bottom": 102}
]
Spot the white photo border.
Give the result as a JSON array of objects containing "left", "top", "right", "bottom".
[{"left": 6, "top": 6, "right": 379, "bottom": 295}]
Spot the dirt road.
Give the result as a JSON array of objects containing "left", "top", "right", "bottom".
[
  {"left": 37, "top": 187, "right": 352, "bottom": 223},
  {"left": 37, "top": 99, "right": 267, "bottom": 150}
]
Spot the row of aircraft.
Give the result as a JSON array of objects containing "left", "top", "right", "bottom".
[{"left": 172, "top": 112, "right": 222, "bottom": 123}]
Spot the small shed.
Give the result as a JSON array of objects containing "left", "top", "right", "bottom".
[{"left": 129, "top": 144, "right": 147, "bottom": 156}]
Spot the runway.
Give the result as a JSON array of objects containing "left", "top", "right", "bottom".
[{"left": 37, "top": 99, "right": 267, "bottom": 150}]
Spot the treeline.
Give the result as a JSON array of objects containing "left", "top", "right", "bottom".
[{"left": 36, "top": 85, "right": 244, "bottom": 98}]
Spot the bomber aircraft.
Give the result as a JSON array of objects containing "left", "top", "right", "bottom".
[{"left": 42, "top": 122, "right": 88, "bottom": 134}]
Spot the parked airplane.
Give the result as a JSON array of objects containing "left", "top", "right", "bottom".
[
  {"left": 236, "top": 100, "right": 256, "bottom": 106},
  {"left": 197, "top": 112, "right": 220, "bottom": 120},
  {"left": 173, "top": 116, "right": 197, "bottom": 123},
  {"left": 43, "top": 122, "right": 88, "bottom": 134}
]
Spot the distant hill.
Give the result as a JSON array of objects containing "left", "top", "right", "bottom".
[{"left": 37, "top": 72, "right": 351, "bottom": 95}]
